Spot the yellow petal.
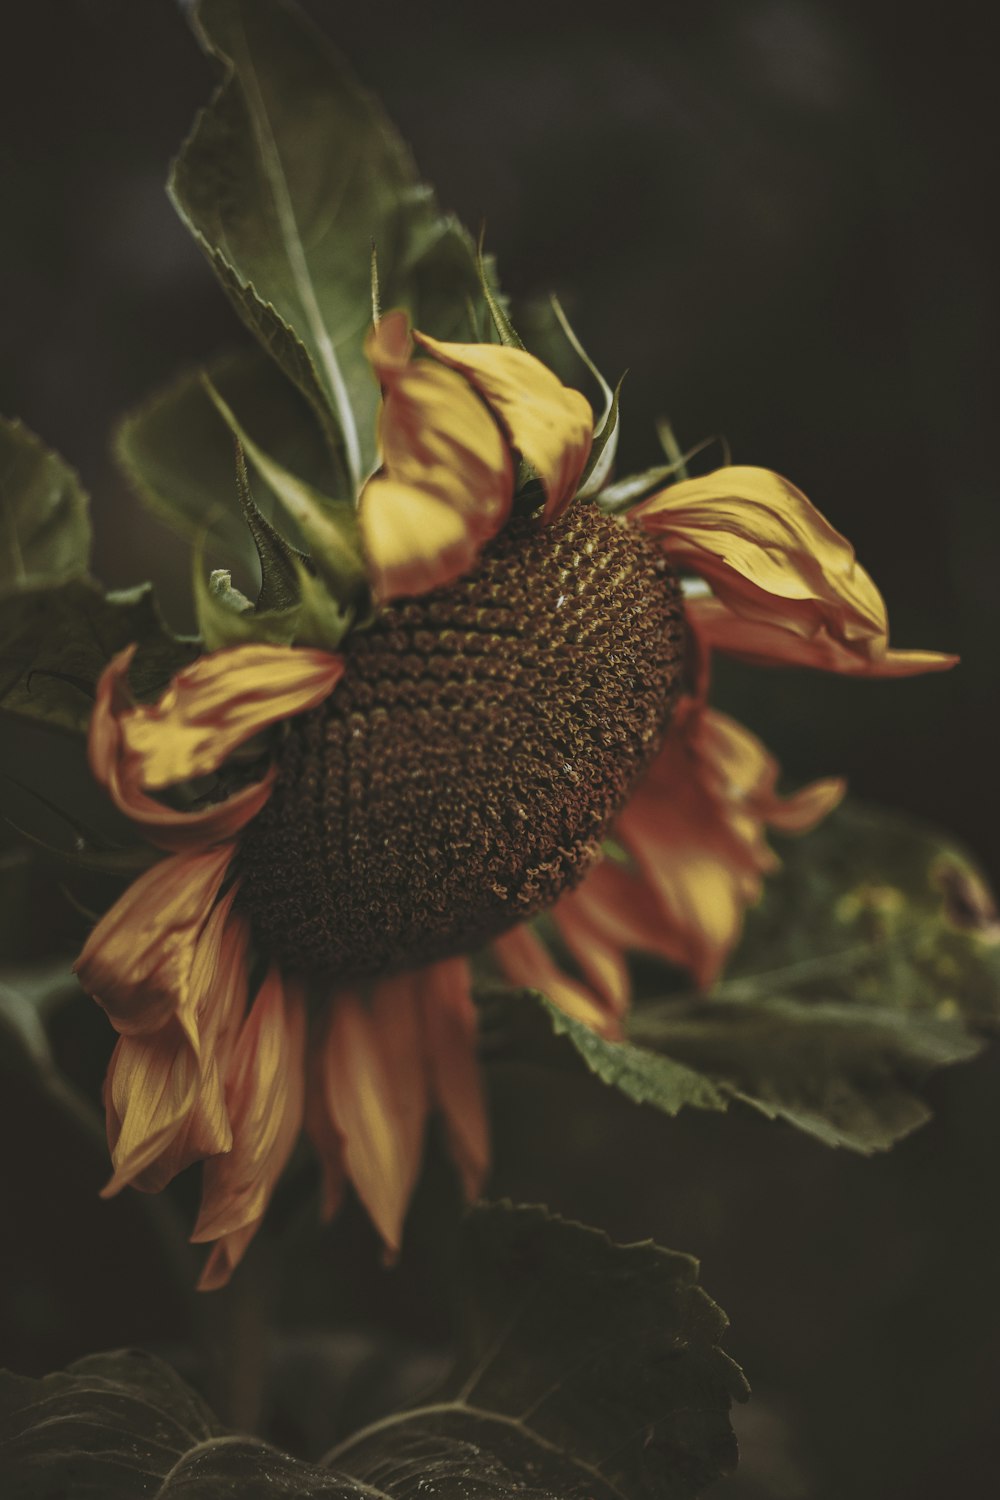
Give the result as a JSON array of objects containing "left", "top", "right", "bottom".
[
  {"left": 417, "top": 958, "right": 489, "bottom": 1201},
  {"left": 101, "top": 1025, "right": 199, "bottom": 1196},
  {"left": 687, "top": 595, "right": 959, "bottom": 677},
  {"left": 89, "top": 651, "right": 278, "bottom": 851},
  {"left": 318, "top": 982, "right": 430, "bottom": 1256},
  {"left": 492, "top": 923, "right": 622, "bottom": 1040},
  {"left": 360, "top": 317, "right": 514, "bottom": 601},
  {"left": 74, "top": 843, "right": 234, "bottom": 1036},
  {"left": 633, "top": 467, "right": 888, "bottom": 649},
  {"left": 415, "top": 330, "right": 593, "bottom": 523},
  {"left": 115, "top": 645, "right": 343, "bottom": 789},
  {"left": 192, "top": 967, "right": 306, "bottom": 1251},
  {"left": 551, "top": 860, "right": 677, "bottom": 1018}
]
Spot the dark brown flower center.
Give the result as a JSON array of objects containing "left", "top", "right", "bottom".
[{"left": 236, "top": 503, "right": 686, "bottom": 981}]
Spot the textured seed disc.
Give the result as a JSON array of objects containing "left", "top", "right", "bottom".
[{"left": 237, "top": 504, "right": 687, "bottom": 980}]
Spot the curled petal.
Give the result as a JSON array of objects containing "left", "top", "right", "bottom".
[
  {"left": 633, "top": 467, "right": 887, "bottom": 650},
  {"left": 112, "top": 645, "right": 343, "bottom": 790},
  {"left": 89, "top": 652, "right": 278, "bottom": 852},
  {"left": 192, "top": 967, "right": 307, "bottom": 1287},
  {"left": 615, "top": 700, "right": 844, "bottom": 988},
  {"left": 687, "top": 595, "right": 959, "bottom": 677},
  {"left": 317, "top": 980, "right": 430, "bottom": 1257},
  {"left": 361, "top": 313, "right": 514, "bottom": 601},
  {"left": 74, "top": 842, "right": 234, "bottom": 1036},
  {"left": 417, "top": 958, "right": 489, "bottom": 1202},
  {"left": 492, "top": 923, "right": 622, "bottom": 1040},
  {"left": 415, "top": 329, "right": 593, "bottom": 523}
]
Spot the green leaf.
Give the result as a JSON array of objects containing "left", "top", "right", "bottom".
[
  {"left": 0, "top": 1205, "right": 745, "bottom": 1498},
  {"left": 115, "top": 349, "right": 341, "bottom": 565},
  {"left": 0, "top": 578, "right": 198, "bottom": 735},
  {"left": 501, "top": 802, "right": 999, "bottom": 1154},
  {"left": 0, "top": 418, "right": 92, "bottom": 592},
  {"left": 173, "top": 0, "right": 488, "bottom": 486}
]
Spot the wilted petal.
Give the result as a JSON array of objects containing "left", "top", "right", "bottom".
[
  {"left": 634, "top": 467, "right": 887, "bottom": 649},
  {"left": 687, "top": 595, "right": 959, "bottom": 676},
  {"left": 615, "top": 700, "right": 844, "bottom": 987},
  {"left": 415, "top": 330, "right": 593, "bottom": 523},
  {"left": 74, "top": 843, "right": 234, "bottom": 1036},
  {"left": 101, "top": 1026, "right": 199, "bottom": 1197},
  {"left": 192, "top": 968, "right": 307, "bottom": 1285},
  {"left": 88, "top": 648, "right": 279, "bottom": 851},
  {"left": 114, "top": 645, "right": 343, "bottom": 789},
  {"left": 492, "top": 923, "right": 622, "bottom": 1040},
  {"left": 551, "top": 860, "right": 679, "bottom": 1019},
  {"left": 417, "top": 958, "right": 489, "bottom": 1201},
  {"left": 360, "top": 312, "right": 514, "bottom": 601},
  {"left": 317, "top": 980, "right": 430, "bottom": 1257}
]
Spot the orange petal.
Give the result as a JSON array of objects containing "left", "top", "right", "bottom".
[
  {"left": 318, "top": 980, "right": 430, "bottom": 1256},
  {"left": 98, "top": 887, "right": 251, "bottom": 1197},
  {"left": 492, "top": 923, "right": 622, "bottom": 1040},
  {"left": 615, "top": 699, "right": 843, "bottom": 988},
  {"left": 551, "top": 860, "right": 679, "bottom": 1018},
  {"left": 415, "top": 329, "right": 593, "bottom": 523},
  {"left": 192, "top": 967, "right": 307, "bottom": 1267},
  {"left": 101, "top": 1025, "right": 199, "bottom": 1196},
  {"left": 360, "top": 314, "right": 514, "bottom": 601},
  {"left": 90, "top": 655, "right": 278, "bottom": 852},
  {"left": 417, "top": 957, "right": 489, "bottom": 1201},
  {"left": 113, "top": 645, "right": 343, "bottom": 789},
  {"left": 687, "top": 595, "right": 959, "bottom": 676},
  {"left": 74, "top": 842, "right": 234, "bottom": 1036},
  {"left": 633, "top": 467, "right": 888, "bottom": 650}
]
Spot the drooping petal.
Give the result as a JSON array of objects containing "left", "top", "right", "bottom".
[
  {"left": 90, "top": 652, "right": 279, "bottom": 852},
  {"left": 633, "top": 467, "right": 888, "bottom": 651},
  {"left": 304, "top": 1043, "right": 347, "bottom": 1224},
  {"left": 686, "top": 595, "right": 959, "bottom": 676},
  {"left": 360, "top": 312, "right": 514, "bottom": 601},
  {"left": 74, "top": 842, "right": 235, "bottom": 1036},
  {"left": 192, "top": 967, "right": 307, "bottom": 1287},
  {"left": 415, "top": 329, "right": 594, "bottom": 523},
  {"left": 614, "top": 699, "right": 844, "bottom": 987},
  {"left": 492, "top": 923, "right": 622, "bottom": 1040},
  {"left": 551, "top": 859, "right": 681, "bottom": 1019},
  {"left": 417, "top": 957, "right": 489, "bottom": 1202},
  {"left": 101, "top": 1025, "right": 199, "bottom": 1196},
  {"left": 112, "top": 645, "right": 343, "bottom": 790},
  {"left": 317, "top": 980, "right": 430, "bottom": 1257}
]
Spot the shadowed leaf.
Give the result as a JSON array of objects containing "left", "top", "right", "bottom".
[
  {"left": 0, "top": 1204, "right": 745, "bottom": 1498},
  {"left": 0, "top": 419, "right": 92, "bottom": 593}
]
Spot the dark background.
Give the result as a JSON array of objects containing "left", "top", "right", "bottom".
[{"left": 1, "top": 3, "right": 997, "bottom": 1497}]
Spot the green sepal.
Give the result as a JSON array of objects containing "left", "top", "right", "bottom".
[
  {"left": 234, "top": 440, "right": 308, "bottom": 610},
  {"left": 203, "top": 377, "right": 367, "bottom": 606},
  {"left": 115, "top": 349, "right": 341, "bottom": 564},
  {"left": 476, "top": 232, "right": 524, "bottom": 348}
]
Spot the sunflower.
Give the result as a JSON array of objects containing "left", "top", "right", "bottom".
[{"left": 73, "top": 310, "right": 955, "bottom": 1289}]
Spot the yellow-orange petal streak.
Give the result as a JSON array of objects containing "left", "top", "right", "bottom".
[
  {"left": 633, "top": 467, "right": 888, "bottom": 650},
  {"left": 113, "top": 645, "right": 343, "bottom": 790},
  {"left": 101, "top": 1025, "right": 199, "bottom": 1197},
  {"left": 360, "top": 313, "right": 514, "bottom": 601},
  {"left": 615, "top": 701, "right": 844, "bottom": 987},
  {"left": 415, "top": 330, "right": 594, "bottom": 524},
  {"left": 492, "top": 923, "right": 623, "bottom": 1040},
  {"left": 551, "top": 860, "right": 683, "bottom": 1019},
  {"left": 686, "top": 595, "right": 959, "bottom": 677},
  {"left": 319, "top": 981, "right": 430, "bottom": 1257},
  {"left": 192, "top": 968, "right": 307, "bottom": 1287},
  {"left": 417, "top": 957, "right": 489, "bottom": 1202},
  {"left": 74, "top": 842, "right": 234, "bottom": 1037}
]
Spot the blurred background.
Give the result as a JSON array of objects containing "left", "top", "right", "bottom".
[{"left": 1, "top": 2, "right": 997, "bottom": 1497}]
